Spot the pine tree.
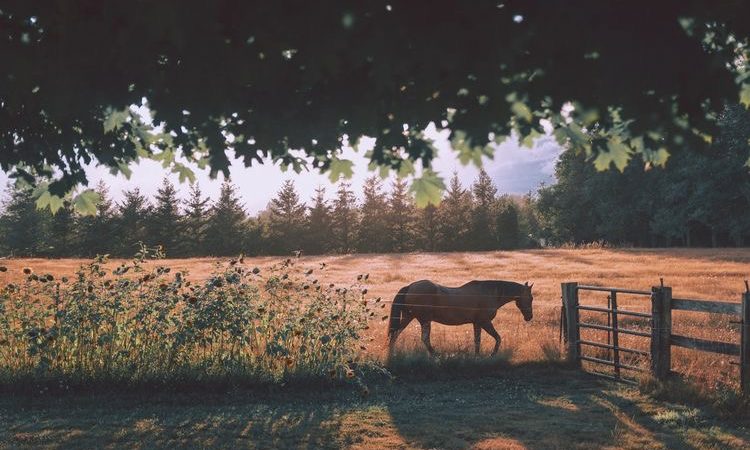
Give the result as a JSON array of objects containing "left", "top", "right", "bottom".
[
  {"left": 305, "top": 186, "right": 332, "bottom": 254},
  {"left": 76, "top": 181, "right": 116, "bottom": 256},
  {"left": 182, "top": 183, "right": 211, "bottom": 256},
  {"left": 267, "top": 180, "right": 306, "bottom": 254},
  {"left": 437, "top": 172, "right": 471, "bottom": 251},
  {"left": 469, "top": 169, "right": 498, "bottom": 250},
  {"left": 495, "top": 195, "right": 520, "bottom": 249},
  {"left": 331, "top": 180, "right": 357, "bottom": 253},
  {"left": 48, "top": 200, "right": 76, "bottom": 257},
  {"left": 417, "top": 203, "right": 439, "bottom": 251},
  {"left": 357, "top": 176, "right": 389, "bottom": 253},
  {"left": 148, "top": 178, "right": 184, "bottom": 256},
  {"left": 387, "top": 177, "right": 417, "bottom": 252},
  {"left": 115, "top": 188, "right": 151, "bottom": 256},
  {"left": 205, "top": 180, "right": 247, "bottom": 256},
  {"left": 0, "top": 184, "right": 50, "bottom": 256}
]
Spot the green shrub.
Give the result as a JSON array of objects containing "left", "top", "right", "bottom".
[{"left": 0, "top": 245, "right": 375, "bottom": 387}]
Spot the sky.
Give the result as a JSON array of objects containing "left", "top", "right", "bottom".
[{"left": 0, "top": 127, "right": 562, "bottom": 214}]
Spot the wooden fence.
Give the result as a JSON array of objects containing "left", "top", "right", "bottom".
[{"left": 561, "top": 281, "right": 750, "bottom": 394}]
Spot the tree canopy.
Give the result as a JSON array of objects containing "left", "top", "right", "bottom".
[{"left": 2, "top": 1, "right": 749, "bottom": 211}]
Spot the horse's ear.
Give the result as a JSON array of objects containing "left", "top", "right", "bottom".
[
  {"left": 524, "top": 281, "right": 528, "bottom": 286},
  {"left": 529, "top": 282, "right": 534, "bottom": 289}
]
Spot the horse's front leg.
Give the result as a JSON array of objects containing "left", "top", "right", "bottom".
[
  {"left": 419, "top": 320, "right": 435, "bottom": 355},
  {"left": 481, "top": 321, "right": 502, "bottom": 356},
  {"left": 473, "top": 322, "right": 482, "bottom": 355}
]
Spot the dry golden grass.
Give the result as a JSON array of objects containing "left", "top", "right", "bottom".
[{"left": 2, "top": 248, "right": 749, "bottom": 390}]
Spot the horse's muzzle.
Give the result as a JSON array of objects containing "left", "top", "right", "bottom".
[{"left": 524, "top": 314, "right": 533, "bottom": 322}]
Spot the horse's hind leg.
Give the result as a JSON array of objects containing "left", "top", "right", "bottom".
[
  {"left": 419, "top": 319, "right": 435, "bottom": 355},
  {"left": 473, "top": 323, "right": 482, "bottom": 355},
  {"left": 388, "top": 313, "right": 414, "bottom": 357},
  {"left": 481, "top": 321, "right": 502, "bottom": 356}
]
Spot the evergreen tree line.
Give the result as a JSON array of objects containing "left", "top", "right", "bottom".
[
  {"left": 0, "top": 171, "right": 534, "bottom": 257},
  {"left": 532, "top": 105, "right": 750, "bottom": 247}
]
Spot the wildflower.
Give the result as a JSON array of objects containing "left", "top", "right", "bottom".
[{"left": 23, "top": 267, "right": 32, "bottom": 275}]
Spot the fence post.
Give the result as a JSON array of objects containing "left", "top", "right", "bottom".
[
  {"left": 562, "top": 282, "right": 580, "bottom": 367},
  {"left": 741, "top": 290, "right": 749, "bottom": 395},
  {"left": 650, "top": 286, "right": 672, "bottom": 381}
]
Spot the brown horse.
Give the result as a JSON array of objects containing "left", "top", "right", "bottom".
[{"left": 387, "top": 279, "right": 534, "bottom": 356}]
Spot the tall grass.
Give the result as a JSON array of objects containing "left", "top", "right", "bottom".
[{"left": 0, "top": 246, "right": 375, "bottom": 387}]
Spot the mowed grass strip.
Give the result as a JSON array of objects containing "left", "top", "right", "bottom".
[{"left": 2, "top": 366, "right": 749, "bottom": 450}]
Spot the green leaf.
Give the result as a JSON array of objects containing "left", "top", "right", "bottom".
[
  {"left": 511, "top": 101, "right": 533, "bottom": 123},
  {"left": 172, "top": 163, "right": 196, "bottom": 184},
  {"left": 740, "top": 83, "right": 750, "bottom": 109},
  {"left": 73, "top": 190, "right": 101, "bottom": 216},
  {"left": 409, "top": 170, "right": 446, "bottom": 208},
  {"left": 328, "top": 158, "right": 354, "bottom": 182},
  {"left": 593, "top": 139, "right": 631, "bottom": 171},
  {"left": 642, "top": 147, "right": 670, "bottom": 167},
  {"left": 553, "top": 123, "right": 591, "bottom": 154},
  {"left": 35, "top": 190, "right": 65, "bottom": 214},
  {"left": 103, "top": 108, "right": 130, "bottom": 133},
  {"left": 397, "top": 159, "right": 415, "bottom": 178}
]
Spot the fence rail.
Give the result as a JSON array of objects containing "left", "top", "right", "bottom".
[{"left": 561, "top": 281, "right": 750, "bottom": 394}]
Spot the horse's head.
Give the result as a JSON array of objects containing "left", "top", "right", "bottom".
[{"left": 516, "top": 282, "right": 534, "bottom": 321}]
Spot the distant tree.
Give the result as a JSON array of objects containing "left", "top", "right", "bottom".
[
  {"left": 47, "top": 200, "right": 76, "bottom": 257},
  {"left": 205, "top": 181, "right": 247, "bottom": 256},
  {"left": 76, "top": 181, "right": 116, "bottom": 256},
  {"left": 495, "top": 196, "right": 520, "bottom": 249},
  {"left": 437, "top": 172, "right": 472, "bottom": 251},
  {"left": 357, "top": 176, "right": 389, "bottom": 253},
  {"left": 469, "top": 170, "right": 498, "bottom": 250},
  {"left": 417, "top": 204, "right": 439, "bottom": 252},
  {"left": 387, "top": 177, "right": 417, "bottom": 252},
  {"left": 115, "top": 188, "right": 151, "bottom": 256},
  {"left": 148, "top": 178, "right": 184, "bottom": 256},
  {"left": 305, "top": 186, "right": 333, "bottom": 255},
  {"left": 0, "top": 184, "right": 49, "bottom": 256},
  {"left": 331, "top": 181, "right": 358, "bottom": 253},
  {"left": 182, "top": 183, "right": 211, "bottom": 256},
  {"left": 266, "top": 180, "right": 307, "bottom": 254}
]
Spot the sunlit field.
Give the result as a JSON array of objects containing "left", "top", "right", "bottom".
[{"left": 3, "top": 248, "right": 748, "bottom": 390}]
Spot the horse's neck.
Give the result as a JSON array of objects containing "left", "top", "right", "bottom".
[{"left": 478, "top": 281, "right": 520, "bottom": 305}]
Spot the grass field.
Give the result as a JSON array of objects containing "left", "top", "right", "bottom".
[
  {"left": 2, "top": 248, "right": 747, "bottom": 388},
  {"left": 2, "top": 249, "right": 749, "bottom": 448}
]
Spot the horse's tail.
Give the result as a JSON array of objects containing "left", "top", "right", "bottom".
[{"left": 387, "top": 285, "right": 410, "bottom": 340}]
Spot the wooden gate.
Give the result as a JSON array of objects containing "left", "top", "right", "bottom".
[{"left": 561, "top": 281, "right": 750, "bottom": 393}]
